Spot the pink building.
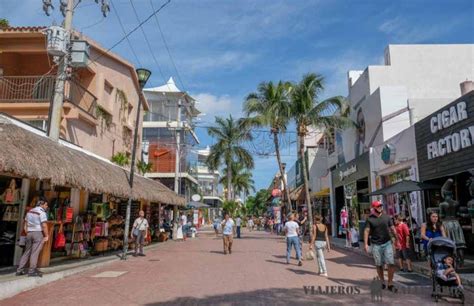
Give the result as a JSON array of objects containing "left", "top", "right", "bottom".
[{"left": 0, "top": 26, "right": 148, "bottom": 159}]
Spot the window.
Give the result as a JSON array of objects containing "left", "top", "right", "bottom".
[{"left": 25, "top": 119, "right": 48, "bottom": 131}]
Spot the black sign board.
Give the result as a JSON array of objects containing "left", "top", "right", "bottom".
[
  {"left": 415, "top": 91, "right": 474, "bottom": 181},
  {"left": 332, "top": 151, "right": 370, "bottom": 188}
]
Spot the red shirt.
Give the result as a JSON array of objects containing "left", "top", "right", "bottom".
[{"left": 395, "top": 223, "right": 410, "bottom": 250}]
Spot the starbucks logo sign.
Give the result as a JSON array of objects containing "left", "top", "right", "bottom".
[{"left": 381, "top": 144, "right": 396, "bottom": 164}]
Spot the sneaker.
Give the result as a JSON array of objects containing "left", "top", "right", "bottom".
[
  {"left": 298, "top": 261, "right": 303, "bottom": 266},
  {"left": 133, "top": 253, "right": 138, "bottom": 257},
  {"left": 387, "top": 285, "right": 398, "bottom": 293},
  {"left": 28, "top": 271, "right": 43, "bottom": 277},
  {"left": 138, "top": 253, "right": 146, "bottom": 257},
  {"left": 400, "top": 268, "right": 405, "bottom": 272},
  {"left": 381, "top": 283, "right": 387, "bottom": 290},
  {"left": 15, "top": 270, "right": 25, "bottom": 276},
  {"left": 407, "top": 269, "right": 413, "bottom": 273},
  {"left": 321, "top": 273, "right": 328, "bottom": 277}
]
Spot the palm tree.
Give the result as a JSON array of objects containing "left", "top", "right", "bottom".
[
  {"left": 290, "top": 73, "right": 353, "bottom": 230},
  {"left": 206, "top": 115, "right": 254, "bottom": 201},
  {"left": 220, "top": 162, "right": 255, "bottom": 199},
  {"left": 243, "top": 81, "right": 293, "bottom": 212},
  {"left": 137, "top": 160, "right": 153, "bottom": 176}
]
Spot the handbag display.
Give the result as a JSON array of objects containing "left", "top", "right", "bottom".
[{"left": 54, "top": 224, "right": 66, "bottom": 249}]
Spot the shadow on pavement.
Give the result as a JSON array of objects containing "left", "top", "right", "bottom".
[
  {"left": 265, "top": 259, "right": 289, "bottom": 266},
  {"left": 143, "top": 286, "right": 437, "bottom": 305},
  {"left": 286, "top": 268, "right": 319, "bottom": 276},
  {"left": 209, "top": 251, "right": 225, "bottom": 255}
]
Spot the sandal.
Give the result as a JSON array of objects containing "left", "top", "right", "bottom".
[{"left": 387, "top": 285, "right": 398, "bottom": 293}]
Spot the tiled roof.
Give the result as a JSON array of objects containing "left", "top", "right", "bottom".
[{"left": 0, "top": 26, "right": 47, "bottom": 32}]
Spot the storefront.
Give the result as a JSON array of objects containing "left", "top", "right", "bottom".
[
  {"left": 331, "top": 152, "right": 371, "bottom": 238},
  {"left": 369, "top": 126, "right": 423, "bottom": 227},
  {"left": 0, "top": 114, "right": 185, "bottom": 268},
  {"left": 415, "top": 91, "right": 474, "bottom": 253}
]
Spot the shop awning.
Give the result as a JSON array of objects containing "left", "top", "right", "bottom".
[
  {"left": 367, "top": 179, "right": 440, "bottom": 196},
  {"left": 0, "top": 115, "right": 185, "bottom": 206},
  {"left": 312, "top": 187, "right": 330, "bottom": 198}
]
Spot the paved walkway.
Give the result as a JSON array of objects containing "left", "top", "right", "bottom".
[{"left": 1, "top": 230, "right": 472, "bottom": 305}]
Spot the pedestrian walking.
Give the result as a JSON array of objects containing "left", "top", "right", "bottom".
[
  {"left": 247, "top": 216, "right": 254, "bottom": 232},
  {"left": 180, "top": 213, "right": 188, "bottom": 241},
  {"left": 221, "top": 213, "right": 235, "bottom": 254},
  {"left": 213, "top": 218, "right": 220, "bottom": 237},
  {"left": 394, "top": 215, "right": 413, "bottom": 272},
  {"left": 236, "top": 216, "right": 242, "bottom": 238},
  {"left": 364, "top": 201, "right": 398, "bottom": 292},
  {"left": 309, "top": 215, "right": 331, "bottom": 276},
  {"left": 132, "top": 210, "right": 149, "bottom": 256},
  {"left": 16, "top": 197, "right": 49, "bottom": 277},
  {"left": 284, "top": 213, "right": 302, "bottom": 266}
]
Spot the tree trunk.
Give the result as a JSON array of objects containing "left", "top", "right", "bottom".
[
  {"left": 299, "top": 128, "right": 313, "bottom": 233},
  {"left": 273, "top": 132, "right": 292, "bottom": 213},
  {"left": 227, "top": 160, "right": 232, "bottom": 201}
]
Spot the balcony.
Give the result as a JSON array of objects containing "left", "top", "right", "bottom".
[{"left": 0, "top": 75, "right": 97, "bottom": 123}]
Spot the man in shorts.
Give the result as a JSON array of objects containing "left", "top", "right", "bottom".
[{"left": 364, "top": 201, "right": 398, "bottom": 292}]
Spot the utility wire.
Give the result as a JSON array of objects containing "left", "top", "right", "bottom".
[
  {"left": 149, "top": 0, "right": 186, "bottom": 92},
  {"left": 88, "top": 0, "right": 171, "bottom": 67},
  {"left": 128, "top": 0, "right": 168, "bottom": 87},
  {"left": 110, "top": 0, "right": 142, "bottom": 67}
]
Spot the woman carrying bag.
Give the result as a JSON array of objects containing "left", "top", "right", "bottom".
[
  {"left": 132, "top": 210, "right": 149, "bottom": 257},
  {"left": 309, "top": 215, "right": 331, "bottom": 277}
]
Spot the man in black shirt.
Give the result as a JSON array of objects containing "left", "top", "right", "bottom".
[{"left": 364, "top": 201, "right": 398, "bottom": 292}]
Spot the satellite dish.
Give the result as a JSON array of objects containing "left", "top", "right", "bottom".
[{"left": 191, "top": 194, "right": 201, "bottom": 202}]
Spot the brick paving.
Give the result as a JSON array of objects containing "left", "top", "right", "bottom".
[{"left": 1, "top": 229, "right": 472, "bottom": 305}]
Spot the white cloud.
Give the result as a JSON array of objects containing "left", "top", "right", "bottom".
[
  {"left": 183, "top": 51, "right": 259, "bottom": 74},
  {"left": 193, "top": 93, "right": 243, "bottom": 120},
  {"left": 378, "top": 16, "right": 464, "bottom": 43}
]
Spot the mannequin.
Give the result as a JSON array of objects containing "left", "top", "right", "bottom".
[
  {"left": 340, "top": 207, "right": 350, "bottom": 247},
  {"left": 439, "top": 178, "right": 466, "bottom": 264}
]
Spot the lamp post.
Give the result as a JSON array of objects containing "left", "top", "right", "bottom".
[{"left": 122, "top": 68, "right": 151, "bottom": 260}]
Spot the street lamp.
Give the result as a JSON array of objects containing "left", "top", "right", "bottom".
[{"left": 122, "top": 68, "right": 151, "bottom": 260}]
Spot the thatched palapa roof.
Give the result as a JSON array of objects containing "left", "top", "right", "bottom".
[{"left": 0, "top": 115, "right": 184, "bottom": 206}]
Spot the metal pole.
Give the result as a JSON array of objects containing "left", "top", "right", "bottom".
[
  {"left": 172, "top": 100, "right": 182, "bottom": 239},
  {"left": 122, "top": 94, "right": 143, "bottom": 259},
  {"left": 47, "top": 0, "right": 74, "bottom": 141}
]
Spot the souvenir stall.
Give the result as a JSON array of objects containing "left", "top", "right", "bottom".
[{"left": 0, "top": 176, "right": 23, "bottom": 267}]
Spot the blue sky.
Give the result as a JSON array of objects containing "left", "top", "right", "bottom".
[{"left": 2, "top": 0, "right": 473, "bottom": 192}]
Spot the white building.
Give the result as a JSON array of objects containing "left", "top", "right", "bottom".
[
  {"left": 195, "top": 146, "right": 222, "bottom": 207},
  {"left": 329, "top": 44, "right": 474, "bottom": 236},
  {"left": 142, "top": 77, "right": 201, "bottom": 201}
]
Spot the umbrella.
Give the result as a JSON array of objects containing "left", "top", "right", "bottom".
[
  {"left": 367, "top": 180, "right": 440, "bottom": 196},
  {"left": 187, "top": 201, "right": 210, "bottom": 208}
]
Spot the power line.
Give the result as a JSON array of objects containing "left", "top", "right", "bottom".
[
  {"left": 128, "top": 0, "right": 168, "bottom": 87},
  {"left": 88, "top": 0, "right": 171, "bottom": 67},
  {"left": 110, "top": 0, "right": 142, "bottom": 67},
  {"left": 149, "top": 0, "right": 186, "bottom": 92}
]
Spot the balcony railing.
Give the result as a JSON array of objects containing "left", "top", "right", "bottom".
[
  {"left": 0, "top": 75, "right": 97, "bottom": 119},
  {"left": 0, "top": 75, "right": 55, "bottom": 102},
  {"left": 65, "top": 78, "right": 97, "bottom": 118}
]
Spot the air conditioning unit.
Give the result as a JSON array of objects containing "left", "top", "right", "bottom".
[
  {"left": 44, "top": 26, "right": 68, "bottom": 56},
  {"left": 70, "top": 40, "right": 90, "bottom": 67}
]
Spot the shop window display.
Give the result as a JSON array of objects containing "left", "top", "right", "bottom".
[{"left": 0, "top": 177, "right": 23, "bottom": 267}]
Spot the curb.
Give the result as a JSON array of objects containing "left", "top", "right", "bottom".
[{"left": 0, "top": 238, "right": 178, "bottom": 300}]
